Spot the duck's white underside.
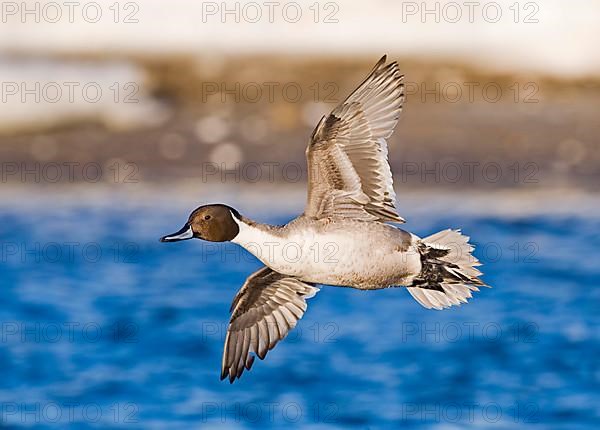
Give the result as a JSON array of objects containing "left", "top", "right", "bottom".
[{"left": 231, "top": 217, "right": 422, "bottom": 289}]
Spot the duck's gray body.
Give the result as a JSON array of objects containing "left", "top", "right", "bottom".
[{"left": 232, "top": 215, "right": 421, "bottom": 289}]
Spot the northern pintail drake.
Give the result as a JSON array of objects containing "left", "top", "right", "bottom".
[{"left": 161, "top": 56, "right": 488, "bottom": 383}]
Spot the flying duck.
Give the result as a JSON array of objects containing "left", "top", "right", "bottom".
[{"left": 161, "top": 56, "right": 488, "bottom": 383}]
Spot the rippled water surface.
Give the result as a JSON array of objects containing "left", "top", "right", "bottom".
[{"left": 0, "top": 192, "right": 598, "bottom": 429}]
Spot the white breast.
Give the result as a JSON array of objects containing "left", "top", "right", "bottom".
[{"left": 231, "top": 219, "right": 319, "bottom": 277}]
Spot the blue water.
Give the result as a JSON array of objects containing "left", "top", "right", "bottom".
[{"left": 0, "top": 194, "right": 598, "bottom": 429}]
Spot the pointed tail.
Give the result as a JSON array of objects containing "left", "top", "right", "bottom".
[{"left": 407, "top": 229, "right": 489, "bottom": 310}]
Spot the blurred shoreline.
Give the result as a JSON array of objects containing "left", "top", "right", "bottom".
[{"left": 1, "top": 55, "right": 598, "bottom": 191}]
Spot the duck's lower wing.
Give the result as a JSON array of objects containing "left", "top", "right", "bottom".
[{"left": 221, "top": 266, "right": 319, "bottom": 383}]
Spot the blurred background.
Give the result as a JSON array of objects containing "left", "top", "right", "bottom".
[{"left": 0, "top": 0, "right": 598, "bottom": 428}]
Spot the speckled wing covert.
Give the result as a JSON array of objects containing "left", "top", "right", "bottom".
[
  {"left": 305, "top": 55, "right": 405, "bottom": 223},
  {"left": 221, "top": 266, "right": 319, "bottom": 383}
]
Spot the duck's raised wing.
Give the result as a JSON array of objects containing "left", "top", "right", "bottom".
[
  {"left": 305, "top": 55, "right": 405, "bottom": 222},
  {"left": 221, "top": 266, "right": 319, "bottom": 383}
]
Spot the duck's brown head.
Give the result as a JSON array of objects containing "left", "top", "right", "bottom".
[{"left": 160, "top": 204, "right": 241, "bottom": 243}]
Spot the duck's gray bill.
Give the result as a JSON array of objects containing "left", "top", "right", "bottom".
[{"left": 160, "top": 225, "right": 193, "bottom": 242}]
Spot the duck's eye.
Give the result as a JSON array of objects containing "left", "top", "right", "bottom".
[{"left": 204, "top": 215, "right": 211, "bottom": 220}]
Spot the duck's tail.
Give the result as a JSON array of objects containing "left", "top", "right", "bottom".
[{"left": 407, "top": 229, "right": 489, "bottom": 310}]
